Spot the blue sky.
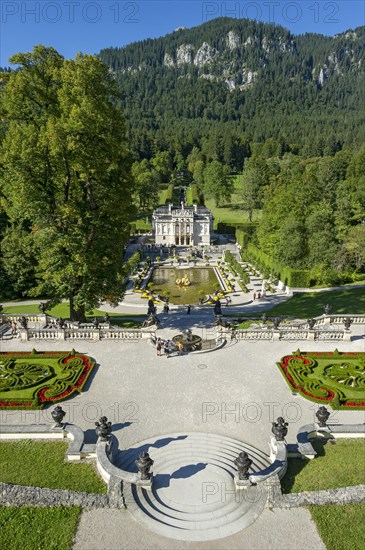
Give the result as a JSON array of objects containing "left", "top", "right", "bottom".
[{"left": 1, "top": 1, "right": 364, "bottom": 66}]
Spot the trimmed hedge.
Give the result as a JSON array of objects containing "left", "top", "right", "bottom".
[
  {"left": 236, "top": 227, "right": 249, "bottom": 248},
  {"left": 245, "top": 244, "right": 311, "bottom": 288},
  {"left": 190, "top": 183, "right": 201, "bottom": 205},
  {"left": 224, "top": 251, "right": 250, "bottom": 288},
  {"left": 217, "top": 222, "right": 257, "bottom": 235},
  {"left": 164, "top": 183, "right": 174, "bottom": 204}
]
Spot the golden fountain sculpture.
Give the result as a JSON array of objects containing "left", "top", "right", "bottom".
[{"left": 175, "top": 274, "right": 191, "bottom": 287}]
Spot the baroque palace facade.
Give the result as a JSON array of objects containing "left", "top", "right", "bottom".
[{"left": 152, "top": 203, "right": 214, "bottom": 246}]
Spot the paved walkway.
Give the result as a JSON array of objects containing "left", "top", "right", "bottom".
[{"left": 1, "top": 240, "right": 364, "bottom": 549}]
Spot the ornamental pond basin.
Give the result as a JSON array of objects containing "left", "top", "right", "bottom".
[{"left": 150, "top": 267, "right": 220, "bottom": 305}]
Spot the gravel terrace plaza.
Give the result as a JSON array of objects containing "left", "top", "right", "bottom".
[{"left": 1, "top": 239, "right": 364, "bottom": 549}]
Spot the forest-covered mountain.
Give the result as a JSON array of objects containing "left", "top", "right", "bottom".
[{"left": 99, "top": 18, "right": 365, "bottom": 165}]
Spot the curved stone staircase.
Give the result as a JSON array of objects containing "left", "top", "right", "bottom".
[{"left": 116, "top": 432, "right": 271, "bottom": 541}]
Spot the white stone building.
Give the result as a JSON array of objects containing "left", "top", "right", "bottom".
[{"left": 152, "top": 203, "right": 214, "bottom": 246}]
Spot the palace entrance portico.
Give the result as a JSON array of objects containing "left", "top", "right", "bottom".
[{"left": 153, "top": 203, "right": 213, "bottom": 247}]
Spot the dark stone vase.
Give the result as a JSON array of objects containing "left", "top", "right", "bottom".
[
  {"left": 234, "top": 451, "right": 252, "bottom": 480},
  {"left": 95, "top": 416, "right": 112, "bottom": 441},
  {"left": 272, "top": 417, "right": 288, "bottom": 441},
  {"left": 316, "top": 406, "right": 330, "bottom": 427},
  {"left": 135, "top": 452, "right": 154, "bottom": 480},
  {"left": 51, "top": 406, "right": 66, "bottom": 427}
]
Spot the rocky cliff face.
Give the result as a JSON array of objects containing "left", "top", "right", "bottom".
[{"left": 103, "top": 20, "right": 364, "bottom": 93}]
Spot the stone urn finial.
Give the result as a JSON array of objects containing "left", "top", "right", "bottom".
[
  {"left": 234, "top": 451, "right": 252, "bottom": 480},
  {"left": 316, "top": 406, "right": 330, "bottom": 427},
  {"left": 95, "top": 416, "right": 112, "bottom": 441},
  {"left": 51, "top": 405, "right": 66, "bottom": 427},
  {"left": 135, "top": 452, "right": 154, "bottom": 480},
  {"left": 272, "top": 417, "right": 288, "bottom": 441},
  {"left": 343, "top": 318, "right": 353, "bottom": 330}
]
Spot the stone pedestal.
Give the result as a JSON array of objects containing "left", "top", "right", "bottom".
[
  {"left": 19, "top": 329, "right": 29, "bottom": 342},
  {"left": 136, "top": 478, "right": 152, "bottom": 491},
  {"left": 307, "top": 330, "right": 315, "bottom": 340},
  {"left": 234, "top": 476, "right": 252, "bottom": 491}
]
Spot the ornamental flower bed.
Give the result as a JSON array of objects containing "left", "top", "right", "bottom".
[
  {"left": 0, "top": 350, "right": 95, "bottom": 409},
  {"left": 277, "top": 350, "right": 365, "bottom": 410}
]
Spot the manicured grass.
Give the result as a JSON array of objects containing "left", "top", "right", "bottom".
[
  {"left": 0, "top": 505, "right": 81, "bottom": 550},
  {"left": 266, "top": 287, "right": 365, "bottom": 317},
  {"left": 205, "top": 196, "right": 261, "bottom": 228},
  {"left": 282, "top": 439, "right": 365, "bottom": 494},
  {"left": 309, "top": 504, "right": 365, "bottom": 550},
  {"left": 3, "top": 304, "right": 145, "bottom": 325},
  {"left": 0, "top": 440, "right": 107, "bottom": 493}
]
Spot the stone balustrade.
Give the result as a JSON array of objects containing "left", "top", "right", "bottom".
[
  {"left": 1, "top": 313, "right": 48, "bottom": 324},
  {"left": 18, "top": 327, "right": 154, "bottom": 342},
  {"left": 233, "top": 328, "right": 350, "bottom": 341}
]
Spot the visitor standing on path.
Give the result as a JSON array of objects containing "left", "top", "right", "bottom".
[
  {"left": 156, "top": 338, "right": 162, "bottom": 357},
  {"left": 164, "top": 340, "right": 170, "bottom": 358},
  {"left": 187, "top": 305, "right": 191, "bottom": 314},
  {"left": 178, "top": 341, "right": 184, "bottom": 355},
  {"left": 253, "top": 292, "right": 256, "bottom": 301}
]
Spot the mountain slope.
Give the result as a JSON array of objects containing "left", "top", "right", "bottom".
[{"left": 99, "top": 18, "right": 365, "bottom": 162}]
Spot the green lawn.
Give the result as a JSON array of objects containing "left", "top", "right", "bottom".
[
  {"left": 282, "top": 439, "right": 365, "bottom": 494},
  {"left": 0, "top": 506, "right": 81, "bottom": 550},
  {"left": 0, "top": 440, "right": 107, "bottom": 493},
  {"left": 204, "top": 197, "right": 261, "bottom": 228},
  {"left": 267, "top": 287, "right": 365, "bottom": 317},
  {"left": 3, "top": 304, "right": 144, "bottom": 326},
  {"left": 309, "top": 504, "right": 365, "bottom": 550}
]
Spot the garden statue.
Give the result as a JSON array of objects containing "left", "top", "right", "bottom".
[
  {"left": 272, "top": 317, "right": 281, "bottom": 329},
  {"left": 271, "top": 417, "right": 288, "bottom": 441},
  {"left": 0, "top": 304, "right": 3, "bottom": 314},
  {"left": 213, "top": 299, "right": 222, "bottom": 316},
  {"left": 93, "top": 317, "right": 100, "bottom": 329},
  {"left": 135, "top": 452, "right": 154, "bottom": 480},
  {"left": 57, "top": 317, "right": 65, "bottom": 329},
  {"left": 147, "top": 299, "right": 155, "bottom": 315},
  {"left": 261, "top": 313, "right": 267, "bottom": 324},
  {"left": 343, "top": 318, "right": 353, "bottom": 330},
  {"left": 103, "top": 313, "right": 110, "bottom": 324},
  {"left": 234, "top": 451, "right": 252, "bottom": 480},
  {"left": 95, "top": 416, "right": 112, "bottom": 441},
  {"left": 142, "top": 313, "right": 160, "bottom": 327},
  {"left": 51, "top": 405, "right": 66, "bottom": 427},
  {"left": 323, "top": 304, "right": 331, "bottom": 315},
  {"left": 38, "top": 302, "right": 50, "bottom": 313},
  {"left": 307, "top": 318, "right": 316, "bottom": 329},
  {"left": 316, "top": 406, "right": 330, "bottom": 427},
  {"left": 19, "top": 316, "right": 28, "bottom": 329}
]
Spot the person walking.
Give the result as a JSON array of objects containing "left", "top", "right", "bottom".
[
  {"left": 156, "top": 338, "right": 162, "bottom": 357},
  {"left": 257, "top": 291, "right": 261, "bottom": 300},
  {"left": 164, "top": 340, "right": 170, "bottom": 358},
  {"left": 253, "top": 292, "right": 256, "bottom": 301},
  {"left": 187, "top": 305, "right": 191, "bottom": 314}
]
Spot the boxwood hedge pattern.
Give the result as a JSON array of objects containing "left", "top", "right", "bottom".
[
  {"left": 0, "top": 351, "right": 95, "bottom": 409},
  {"left": 277, "top": 351, "right": 365, "bottom": 410}
]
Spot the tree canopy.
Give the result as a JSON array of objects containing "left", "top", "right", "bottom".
[{"left": 0, "top": 46, "right": 134, "bottom": 319}]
